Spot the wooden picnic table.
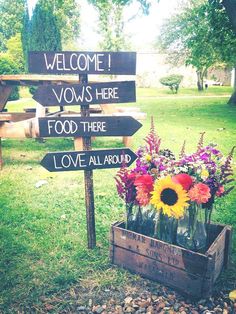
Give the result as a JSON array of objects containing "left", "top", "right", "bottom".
[{"left": 0, "top": 74, "right": 80, "bottom": 112}]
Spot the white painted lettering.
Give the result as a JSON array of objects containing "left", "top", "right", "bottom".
[
  {"left": 44, "top": 53, "right": 57, "bottom": 70},
  {"left": 53, "top": 156, "right": 62, "bottom": 169}
]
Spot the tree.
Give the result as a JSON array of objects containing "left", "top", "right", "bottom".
[
  {"left": 222, "top": 0, "right": 236, "bottom": 34},
  {"left": 21, "top": 4, "right": 30, "bottom": 71},
  {"left": 6, "top": 33, "right": 24, "bottom": 72},
  {"left": 38, "top": 0, "right": 80, "bottom": 48},
  {"left": 159, "top": 74, "right": 183, "bottom": 93},
  {"left": 29, "top": 3, "right": 62, "bottom": 51},
  {"left": 89, "top": 0, "right": 154, "bottom": 51},
  {"left": 208, "top": 0, "right": 236, "bottom": 104},
  {"left": 0, "top": 54, "right": 20, "bottom": 100},
  {"left": 0, "top": 0, "right": 26, "bottom": 51},
  {"left": 157, "top": 1, "right": 221, "bottom": 91}
]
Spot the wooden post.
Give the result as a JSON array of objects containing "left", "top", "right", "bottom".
[{"left": 79, "top": 74, "right": 96, "bottom": 249}]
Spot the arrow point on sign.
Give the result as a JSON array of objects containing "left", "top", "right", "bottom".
[{"left": 126, "top": 148, "right": 137, "bottom": 167}]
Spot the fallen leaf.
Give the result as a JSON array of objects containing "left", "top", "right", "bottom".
[{"left": 35, "top": 180, "right": 48, "bottom": 188}]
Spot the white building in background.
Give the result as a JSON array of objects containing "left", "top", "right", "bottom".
[{"left": 135, "top": 52, "right": 232, "bottom": 88}]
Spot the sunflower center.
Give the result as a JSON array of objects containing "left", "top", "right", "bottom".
[{"left": 161, "top": 188, "right": 178, "bottom": 206}]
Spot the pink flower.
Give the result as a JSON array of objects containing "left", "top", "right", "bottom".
[
  {"left": 188, "top": 183, "right": 211, "bottom": 204},
  {"left": 216, "top": 186, "right": 225, "bottom": 197},
  {"left": 172, "top": 174, "right": 193, "bottom": 191},
  {"left": 134, "top": 174, "right": 154, "bottom": 206}
]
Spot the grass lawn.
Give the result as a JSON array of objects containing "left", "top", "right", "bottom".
[{"left": 0, "top": 86, "right": 236, "bottom": 312}]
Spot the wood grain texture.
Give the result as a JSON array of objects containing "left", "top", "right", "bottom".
[
  {"left": 110, "top": 222, "right": 232, "bottom": 298},
  {"left": 112, "top": 245, "right": 204, "bottom": 298}
]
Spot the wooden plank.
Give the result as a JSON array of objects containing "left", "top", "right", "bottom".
[
  {"left": 123, "top": 136, "right": 132, "bottom": 148},
  {"left": 112, "top": 223, "right": 209, "bottom": 276},
  {"left": 33, "top": 81, "right": 136, "bottom": 106},
  {"left": 28, "top": 51, "right": 136, "bottom": 75},
  {"left": 224, "top": 226, "right": 233, "bottom": 268},
  {"left": 0, "top": 119, "right": 33, "bottom": 138},
  {"left": 0, "top": 114, "right": 12, "bottom": 122},
  {"left": 112, "top": 245, "right": 204, "bottom": 298},
  {"left": 8, "top": 112, "right": 35, "bottom": 122},
  {"left": 0, "top": 86, "right": 13, "bottom": 111},
  {"left": 206, "top": 225, "right": 226, "bottom": 257},
  {"left": 0, "top": 74, "right": 80, "bottom": 85},
  {"left": 213, "top": 249, "right": 225, "bottom": 282}
]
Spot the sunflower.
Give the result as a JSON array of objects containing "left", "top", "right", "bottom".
[{"left": 150, "top": 176, "right": 189, "bottom": 219}]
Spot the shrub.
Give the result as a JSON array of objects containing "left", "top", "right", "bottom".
[
  {"left": 29, "top": 86, "right": 37, "bottom": 95},
  {"left": 0, "top": 53, "right": 20, "bottom": 100},
  {"left": 159, "top": 74, "right": 183, "bottom": 93}
]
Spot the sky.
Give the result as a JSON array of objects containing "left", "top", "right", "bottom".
[{"left": 27, "top": 0, "right": 179, "bottom": 51}]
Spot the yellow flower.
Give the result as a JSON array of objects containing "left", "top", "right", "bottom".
[
  {"left": 201, "top": 168, "right": 209, "bottom": 180},
  {"left": 145, "top": 154, "right": 152, "bottom": 162},
  {"left": 150, "top": 176, "right": 189, "bottom": 219},
  {"left": 229, "top": 290, "right": 236, "bottom": 301}
]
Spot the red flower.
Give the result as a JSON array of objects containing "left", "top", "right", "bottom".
[
  {"left": 216, "top": 186, "right": 224, "bottom": 197},
  {"left": 134, "top": 174, "right": 154, "bottom": 206},
  {"left": 188, "top": 183, "right": 211, "bottom": 204},
  {"left": 172, "top": 174, "right": 193, "bottom": 191}
]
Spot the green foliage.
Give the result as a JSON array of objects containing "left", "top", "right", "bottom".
[
  {"left": 157, "top": 0, "right": 236, "bottom": 91},
  {"left": 159, "top": 74, "right": 183, "bottom": 93},
  {"left": 0, "top": 0, "right": 26, "bottom": 51},
  {"left": 0, "top": 54, "right": 20, "bottom": 100},
  {"left": 29, "top": 3, "right": 62, "bottom": 51},
  {"left": 29, "top": 86, "right": 37, "bottom": 95},
  {"left": 89, "top": 1, "right": 128, "bottom": 51},
  {"left": 21, "top": 5, "right": 30, "bottom": 71},
  {"left": 6, "top": 33, "right": 24, "bottom": 72},
  {"left": 89, "top": 0, "right": 154, "bottom": 51},
  {"left": 38, "top": 0, "right": 80, "bottom": 48},
  {"left": 1, "top": 89, "right": 236, "bottom": 311}
]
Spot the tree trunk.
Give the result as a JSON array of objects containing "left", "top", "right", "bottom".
[
  {"left": 228, "top": 66, "right": 236, "bottom": 105},
  {"left": 222, "top": 0, "right": 236, "bottom": 35},
  {"left": 197, "top": 71, "right": 204, "bottom": 91}
]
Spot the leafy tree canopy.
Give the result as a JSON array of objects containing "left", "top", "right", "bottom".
[
  {"left": 0, "top": 0, "right": 26, "bottom": 51},
  {"left": 157, "top": 0, "right": 236, "bottom": 90},
  {"left": 88, "top": 0, "right": 155, "bottom": 51},
  {"left": 38, "top": 0, "right": 80, "bottom": 47},
  {"left": 29, "top": 3, "right": 62, "bottom": 51}
]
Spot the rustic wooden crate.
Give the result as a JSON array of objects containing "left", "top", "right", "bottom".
[{"left": 110, "top": 221, "right": 232, "bottom": 298}]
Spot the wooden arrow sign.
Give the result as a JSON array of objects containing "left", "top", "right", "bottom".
[
  {"left": 40, "top": 148, "right": 137, "bottom": 172},
  {"left": 38, "top": 116, "right": 142, "bottom": 137},
  {"left": 33, "top": 81, "right": 136, "bottom": 106},
  {"left": 28, "top": 51, "right": 136, "bottom": 75}
]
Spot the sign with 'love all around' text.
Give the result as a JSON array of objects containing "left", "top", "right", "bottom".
[
  {"left": 40, "top": 148, "right": 137, "bottom": 172},
  {"left": 33, "top": 81, "right": 136, "bottom": 106},
  {"left": 28, "top": 51, "right": 136, "bottom": 75},
  {"left": 38, "top": 116, "right": 142, "bottom": 138}
]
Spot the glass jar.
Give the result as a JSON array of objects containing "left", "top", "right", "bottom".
[
  {"left": 154, "top": 211, "right": 178, "bottom": 244},
  {"left": 126, "top": 204, "right": 156, "bottom": 237},
  {"left": 176, "top": 203, "right": 207, "bottom": 252}
]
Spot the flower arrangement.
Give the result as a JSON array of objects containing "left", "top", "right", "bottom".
[{"left": 115, "top": 119, "right": 235, "bottom": 252}]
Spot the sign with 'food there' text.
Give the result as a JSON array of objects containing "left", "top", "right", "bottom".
[
  {"left": 28, "top": 51, "right": 136, "bottom": 75},
  {"left": 38, "top": 116, "right": 142, "bottom": 138}
]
